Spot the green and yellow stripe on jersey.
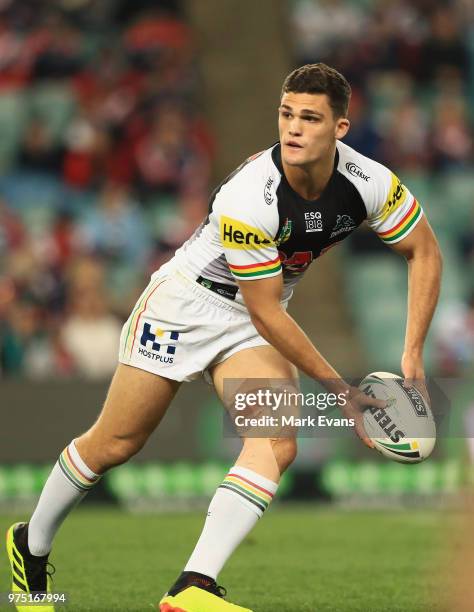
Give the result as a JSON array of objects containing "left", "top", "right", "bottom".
[
  {"left": 377, "top": 198, "right": 422, "bottom": 244},
  {"left": 228, "top": 256, "right": 282, "bottom": 279},
  {"left": 219, "top": 472, "right": 274, "bottom": 512}
]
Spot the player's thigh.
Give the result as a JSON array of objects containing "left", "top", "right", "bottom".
[
  {"left": 211, "top": 345, "right": 298, "bottom": 424},
  {"left": 211, "top": 344, "right": 297, "bottom": 400},
  {"left": 211, "top": 345, "right": 298, "bottom": 475},
  {"left": 78, "top": 363, "right": 180, "bottom": 463}
]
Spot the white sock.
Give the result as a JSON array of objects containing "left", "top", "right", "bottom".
[
  {"left": 184, "top": 465, "right": 278, "bottom": 579},
  {"left": 28, "top": 439, "right": 101, "bottom": 556}
]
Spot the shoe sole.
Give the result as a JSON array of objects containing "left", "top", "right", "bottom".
[{"left": 159, "top": 604, "right": 188, "bottom": 612}]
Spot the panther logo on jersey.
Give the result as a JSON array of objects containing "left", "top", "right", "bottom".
[{"left": 329, "top": 215, "right": 357, "bottom": 238}]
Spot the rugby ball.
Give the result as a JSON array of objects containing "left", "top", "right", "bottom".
[{"left": 359, "top": 371, "right": 436, "bottom": 463}]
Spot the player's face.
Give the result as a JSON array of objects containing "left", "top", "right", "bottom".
[{"left": 278, "top": 92, "right": 350, "bottom": 167}]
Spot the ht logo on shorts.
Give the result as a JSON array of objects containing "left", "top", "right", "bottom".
[{"left": 139, "top": 323, "right": 179, "bottom": 363}]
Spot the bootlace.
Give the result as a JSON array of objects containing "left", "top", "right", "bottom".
[
  {"left": 191, "top": 578, "right": 227, "bottom": 598},
  {"left": 46, "top": 562, "right": 56, "bottom": 580},
  {"left": 26, "top": 558, "right": 55, "bottom": 592},
  {"left": 214, "top": 584, "right": 227, "bottom": 598}
]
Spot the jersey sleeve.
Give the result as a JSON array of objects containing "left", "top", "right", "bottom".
[
  {"left": 366, "top": 171, "right": 424, "bottom": 245},
  {"left": 213, "top": 180, "right": 282, "bottom": 281}
]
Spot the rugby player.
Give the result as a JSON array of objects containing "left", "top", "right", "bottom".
[{"left": 6, "top": 64, "right": 442, "bottom": 612}]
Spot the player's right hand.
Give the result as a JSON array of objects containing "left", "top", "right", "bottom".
[{"left": 342, "top": 387, "right": 387, "bottom": 449}]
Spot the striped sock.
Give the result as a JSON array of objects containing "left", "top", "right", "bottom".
[
  {"left": 218, "top": 467, "right": 275, "bottom": 516},
  {"left": 58, "top": 440, "right": 101, "bottom": 492},
  {"left": 28, "top": 439, "right": 101, "bottom": 556},
  {"left": 184, "top": 466, "right": 278, "bottom": 579}
]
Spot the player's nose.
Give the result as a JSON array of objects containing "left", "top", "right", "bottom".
[
  {"left": 288, "top": 125, "right": 302, "bottom": 136},
  {"left": 288, "top": 117, "right": 302, "bottom": 135}
]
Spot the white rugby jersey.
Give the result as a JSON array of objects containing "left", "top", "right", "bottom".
[{"left": 160, "top": 140, "right": 423, "bottom": 307}]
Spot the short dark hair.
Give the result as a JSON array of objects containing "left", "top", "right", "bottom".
[{"left": 281, "top": 63, "right": 351, "bottom": 118}]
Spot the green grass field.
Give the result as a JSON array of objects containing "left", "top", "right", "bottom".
[{"left": 0, "top": 506, "right": 451, "bottom": 612}]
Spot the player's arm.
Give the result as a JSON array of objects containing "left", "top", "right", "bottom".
[
  {"left": 365, "top": 167, "right": 442, "bottom": 394},
  {"left": 387, "top": 215, "right": 443, "bottom": 386},
  {"left": 238, "top": 274, "right": 384, "bottom": 447},
  {"left": 217, "top": 186, "right": 383, "bottom": 446},
  {"left": 239, "top": 274, "right": 342, "bottom": 382},
  {"left": 366, "top": 166, "right": 442, "bottom": 397}
]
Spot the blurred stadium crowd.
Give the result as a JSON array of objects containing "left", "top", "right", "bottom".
[
  {"left": 0, "top": 0, "right": 214, "bottom": 379},
  {"left": 291, "top": 0, "right": 474, "bottom": 375},
  {"left": 0, "top": 0, "right": 473, "bottom": 380},
  {"left": 292, "top": 0, "right": 473, "bottom": 172}
]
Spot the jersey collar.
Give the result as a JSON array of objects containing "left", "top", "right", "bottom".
[{"left": 271, "top": 142, "right": 340, "bottom": 204}]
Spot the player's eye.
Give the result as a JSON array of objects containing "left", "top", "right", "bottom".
[
  {"left": 280, "top": 111, "right": 291, "bottom": 119},
  {"left": 303, "top": 116, "right": 320, "bottom": 122}
]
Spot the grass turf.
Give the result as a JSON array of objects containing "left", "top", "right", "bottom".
[{"left": 0, "top": 505, "right": 450, "bottom": 612}]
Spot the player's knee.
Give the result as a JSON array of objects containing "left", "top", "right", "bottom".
[
  {"left": 102, "top": 435, "right": 145, "bottom": 469},
  {"left": 271, "top": 437, "right": 297, "bottom": 473},
  {"left": 78, "top": 431, "right": 146, "bottom": 472}
]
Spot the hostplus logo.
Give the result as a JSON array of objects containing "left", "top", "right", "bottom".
[{"left": 139, "top": 323, "right": 179, "bottom": 363}]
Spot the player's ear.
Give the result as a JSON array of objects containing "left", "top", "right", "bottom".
[{"left": 335, "top": 117, "right": 350, "bottom": 139}]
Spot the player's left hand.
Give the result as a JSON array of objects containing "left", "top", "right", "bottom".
[
  {"left": 401, "top": 351, "right": 430, "bottom": 404},
  {"left": 343, "top": 387, "right": 387, "bottom": 450}
]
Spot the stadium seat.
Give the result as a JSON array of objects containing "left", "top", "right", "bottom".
[
  {"left": 30, "top": 83, "right": 76, "bottom": 144},
  {"left": 443, "top": 172, "right": 474, "bottom": 233},
  {"left": 345, "top": 256, "right": 405, "bottom": 305},
  {"left": 0, "top": 92, "right": 27, "bottom": 169}
]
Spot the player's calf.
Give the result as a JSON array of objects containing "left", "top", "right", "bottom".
[
  {"left": 270, "top": 436, "right": 297, "bottom": 473},
  {"left": 236, "top": 436, "right": 297, "bottom": 480},
  {"left": 25, "top": 439, "right": 102, "bottom": 557},
  {"left": 74, "top": 429, "right": 148, "bottom": 474}
]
